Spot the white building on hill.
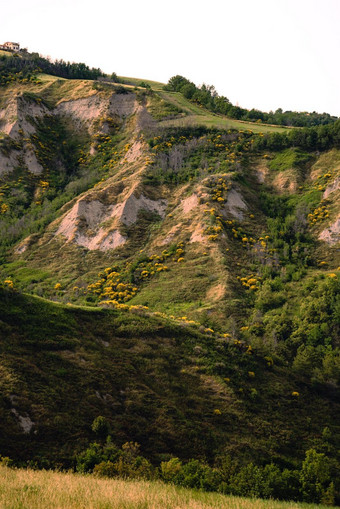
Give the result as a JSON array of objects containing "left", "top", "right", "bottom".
[{"left": 1, "top": 42, "right": 20, "bottom": 51}]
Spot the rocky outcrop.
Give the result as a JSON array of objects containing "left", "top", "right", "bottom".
[
  {"left": 56, "top": 191, "right": 167, "bottom": 251},
  {"left": 224, "top": 189, "right": 248, "bottom": 220},
  {"left": 56, "top": 92, "right": 138, "bottom": 132}
]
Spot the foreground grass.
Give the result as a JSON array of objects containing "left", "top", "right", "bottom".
[{"left": 0, "top": 466, "right": 334, "bottom": 509}]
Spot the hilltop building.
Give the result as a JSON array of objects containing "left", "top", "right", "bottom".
[{"left": 0, "top": 42, "right": 20, "bottom": 51}]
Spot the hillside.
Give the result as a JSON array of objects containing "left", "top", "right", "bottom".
[
  {"left": 0, "top": 74, "right": 338, "bottom": 333},
  {"left": 0, "top": 64, "right": 339, "bottom": 504},
  {"left": 1, "top": 286, "right": 339, "bottom": 466}
]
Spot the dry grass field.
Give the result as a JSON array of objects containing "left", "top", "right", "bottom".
[{"left": 0, "top": 466, "right": 335, "bottom": 509}]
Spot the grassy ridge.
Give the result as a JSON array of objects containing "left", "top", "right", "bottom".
[
  {"left": 0, "top": 466, "right": 335, "bottom": 509},
  {"left": 157, "top": 90, "right": 290, "bottom": 133},
  {"left": 119, "top": 76, "right": 289, "bottom": 133}
]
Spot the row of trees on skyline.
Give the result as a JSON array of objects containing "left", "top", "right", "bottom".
[
  {"left": 165, "top": 75, "right": 338, "bottom": 127},
  {"left": 0, "top": 51, "right": 104, "bottom": 80}
]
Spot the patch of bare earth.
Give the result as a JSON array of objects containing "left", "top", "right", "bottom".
[
  {"left": 0, "top": 151, "right": 17, "bottom": 176},
  {"left": 323, "top": 177, "right": 340, "bottom": 199},
  {"left": 0, "top": 96, "right": 49, "bottom": 175},
  {"left": 272, "top": 170, "right": 298, "bottom": 194},
  {"left": 23, "top": 149, "right": 43, "bottom": 175},
  {"left": 319, "top": 215, "right": 340, "bottom": 245},
  {"left": 55, "top": 151, "right": 167, "bottom": 252},
  {"left": 189, "top": 227, "right": 206, "bottom": 244},
  {"left": 180, "top": 193, "right": 199, "bottom": 214},
  {"left": 255, "top": 160, "right": 269, "bottom": 183},
  {"left": 206, "top": 283, "right": 226, "bottom": 302},
  {"left": 121, "top": 140, "right": 144, "bottom": 164},
  {"left": 223, "top": 189, "right": 248, "bottom": 220}
]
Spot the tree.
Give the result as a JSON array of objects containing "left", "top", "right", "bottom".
[
  {"left": 91, "top": 416, "right": 109, "bottom": 440},
  {"left": 181, "top": 83, "right": 196, "bottom": 99},
  {"left": 300, "top": 449, "right": 334, "bottom": 504},
  {"left": 165, "top": 75, "right": 192, "bottom": 92},
  {"left": 110, "top": 72, "right": 119, "bottom": 82}
]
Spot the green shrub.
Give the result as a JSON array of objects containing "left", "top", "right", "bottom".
[
  {"left": 93, "top": 460, "right": 117, "bottom": 478},
  {"left": 76, "top": 438, "right": 120, "bottom": 473},
  {"left": 300, "top": 449, "right": 335, "bottom": 504},
  {"left": 76, "top": 443, "right": 103, "bottom": 473},
  {"left": 111, "top": 442, "right": 155, "bottom": 480},
  {"left": 268, "top": 148, "right": 311, "bottom": 172},
  {"left": 293, "top": 345, "right": 323, "bottom": 376},
  {"left": 91, "top": 416, "right": 109, "bottom": 440},
  {"left": 160, "top": 457, "right": 183, "bottom": 483},
  {"left": 180, "top": 459, "right": 221, "bottom": 491}
]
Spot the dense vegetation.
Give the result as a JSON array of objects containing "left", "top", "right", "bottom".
[
  {"left": 144, "top": 126, "right": 253, "bottom": 185},
  {"left": 77, "top": 435, "right": 338, "bottom": 505},
  {"left": 252, "top": 119, "right": 340, "bottom": 151},
  {"left": 141, "top": 125, "right": 340, "bottom": 387},
  {"left": 0, "top": 50, "right": 104, "bottom": 84},
  {"left": 165, "top": 75, "right": 338, "bottom": 127}
]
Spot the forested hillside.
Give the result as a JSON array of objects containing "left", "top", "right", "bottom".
[{"left": 0, "top": 52, "right": 339, "bottom": 505}]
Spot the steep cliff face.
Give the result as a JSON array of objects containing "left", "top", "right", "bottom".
[
  {"left": 54, "top": 146, "right": 168, "bottom": 252},
  {"left": 55, "top": 91, "right": 139, "bottom": 131},
  {"left": 0, "top": 94, "right": 48, "bottom": 139},
  {"left": 0, "top": 84, "right": 141, "bottom": 171},
  {"left": 0, "top": 95, "right": 48, "bottom": 175}
]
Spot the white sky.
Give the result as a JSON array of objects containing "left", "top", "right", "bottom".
[{"left": 2, "top": 0, "right": 340, "bottom": 115}]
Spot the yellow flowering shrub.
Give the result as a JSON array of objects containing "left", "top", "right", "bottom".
[
  {"left": 308, "top": 202, "right": 330, "bottom": 224},
  {"left": 3, "top": 279, "right": 14, "bottom": 289}
]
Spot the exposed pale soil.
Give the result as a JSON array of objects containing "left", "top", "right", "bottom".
[
  {"left": 180, "top": 194, "right": 199, "bottom": 215},
  {"left": 189, "top": 227, "right": 206, "bottom": 244},
  {"left": 56, "top": 94, "right": 107, "bottom": 128},
  {"left": 121, "top": 140, "right": 144, "bottom": 164},
  {"left": 23, "top": 148, "right": 43, "bottom": 175},
  {"left": 0, "top": 151, "right": 17, "bottom": 176},
  {"left": 56, "top": 190, "right": 167, "bottom": 251},
  {"left": 224, "top": 189, "right": 248, "bottom": 220},
  {"left": 0, "top": 90, "right": 139, "bottom": 176},
  {"left": 255, "top": 160, "right": 268, "bottom": 183},
  {"left": 272, "top": 170, "right": 298, "bottom": 194},
  {"left": 56, "top": 91, "right": 138, "bottom": 126},
  {"left": 206, "top": 283, "right": 226, "bottom": 301},
  {"left": 11, "top": 408, "right": 34, "bottom": 434},
  {"left": 323, "top": 177, "right": 340, "bottom": 199},
  {"left": 0, "top": 96, "right": 49, "bottom": 175},
  {"left": 319, "top": 215, "right": 340, "bottom": 245}
]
